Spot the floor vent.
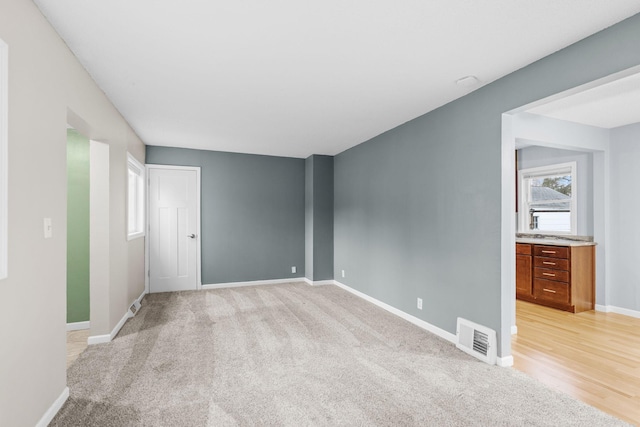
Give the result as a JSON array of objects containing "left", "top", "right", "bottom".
[
  {"left": 456, "top": 317, "right": 497, "bottom": 365},
  {"left": 129, "top": 299, "right": 142, "bottom": 317}
]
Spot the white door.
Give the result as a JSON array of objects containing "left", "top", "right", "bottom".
[{"left": 148, "top": 166, "right": 200, "bottom": 293}]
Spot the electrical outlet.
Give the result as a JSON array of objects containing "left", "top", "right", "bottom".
[
  {"left": 43, "top": 218, "right": 52, "bottom": 239},
  {"left": 417, "top": 298, "right": 423, "bottom": 310},
  {"left": 341, "top": 270, "right": 345, "bottom": 278},
  {"left": 291, "top": 266, "right": 296, "bottom": 274}
]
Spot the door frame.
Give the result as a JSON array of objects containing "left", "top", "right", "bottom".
[
  {"left": 500, "top": 65, "right": 640, "bottom": 363},
  {"left": 145, "top": 164, "right": 202, "bottom": 294}
]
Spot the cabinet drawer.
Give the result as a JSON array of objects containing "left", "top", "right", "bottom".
[
  {"left": 534, "top": 245, "right": 569, "bottom": 259},
  {"left": 533, "top": 256, "right": 569, "bottom": 271},
  {"left": 534, "top": 267, "right": 569, "bottom": 282},
  {"left": 533, "top": 279, "right": 569, "bottom": 304},
  {"left": 516, "top": 243, "right": 532, "bottom": 255}
]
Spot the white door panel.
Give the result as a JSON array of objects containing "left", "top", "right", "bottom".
[{"left": 149, "top": 167, "right": 199, "bottom": 293}]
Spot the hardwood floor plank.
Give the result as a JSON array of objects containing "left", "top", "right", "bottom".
[
  {"left": 67, "top": 329, "right": 90, "bottom": 368},
  {"left": 513, "top": 300, "right": 640, "bottom": 426}
]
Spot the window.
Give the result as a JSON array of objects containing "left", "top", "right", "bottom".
[
  {"left": 0, "top": 39, "right": 7, "bottom": 279},
  {"left": 127, "top": 153, "right": 145, "bottom": 240},
  {"left": 518, "top": 162, "right": 576, "bottom": 235}
]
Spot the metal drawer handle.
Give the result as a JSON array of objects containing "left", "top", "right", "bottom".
[
  {"left": 543, "top": 288, "right": 557, "bottom": 293},
  {"left": 541, "top": 250, "right": 556, "bottom": 254},
  {"left": 542, "top": 272, "right": 556, "bottom": 277},
  {"left": 543, "top": 261, "right": 556, "bottom": 265}
]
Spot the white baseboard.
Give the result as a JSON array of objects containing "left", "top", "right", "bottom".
[
  {"left": 88, "top": 289, "right": 147, "bottom": 345},
  {"left": 88, "top": 311, "right": 129, "bottom": 345},
  {"left": 202, "top": 277, "right": 305, "bottom": 290},
  {"left": 303, "top": 277, "right": 334, "bottom": 286},
  {"left": 312, "top": 280, "right": 334, "bottom": 286},
  {"left": 66, "top": 321, "right": 90, "bottom": 331},
  {"left": 35, "top": 386, "right": 69, "bottom": 427},
  {"left": 612, "top": 306, "right": 640, "bottom": 318},
  {"left": 333, "top": 280, "right": 514, "bottom": 367},
  {"left": 87, "top": 333, "right": 110, "bottom": 345},
  {"left": 595, "top": 304, "right": 640, "bottom": 318},
  {"left": 333, "top": 280, "right": 458, "bottom": 344},
  {"left": 511, "top": 325, "right": 518, "bottom": 335},
  {"left": 497, "top": 355, "right": 514, "bottom": 367}
]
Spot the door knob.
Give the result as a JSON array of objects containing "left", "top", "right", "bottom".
[{"left": 188, "top": 234, "right": 196, "bottom": 239}]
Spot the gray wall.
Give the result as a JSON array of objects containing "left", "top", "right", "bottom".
[
  {"left": 517, "top": 145, "right": 594, "bottom": 235},
  {"left": 146, "top": 146, "right": 305, "bottom": 284},
  {"left": 334, "top": 13, "right": 640, "bottom": 356},
  {"left": 305, "top": 156, "right": 314, "bottom": 279},
  {"left": 305, "top": 155, "right": 334, "bottom": 281},
  {"left": 609, "top": 122, "right": 640, "bottom": 312}
]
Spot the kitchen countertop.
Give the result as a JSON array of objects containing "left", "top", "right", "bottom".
[{"left": 516, "top": 237, "right": 596, "bottom": 247}]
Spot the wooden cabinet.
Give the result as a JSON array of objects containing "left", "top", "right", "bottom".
[
  {"left": 516, "top": 242, "right": 595, "bottom": 313},
  {"left": 516, "top": 244, "right": 532, "bottom": 299}
]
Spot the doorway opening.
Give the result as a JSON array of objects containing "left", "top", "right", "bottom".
[
  {"left": 501, "top": 65, "right": 640, "bottom": 424},
  {"left": 66, "top": 127, "right": 91, "bottom": 367},
  {"left": 65, "top": 109, "right": 111, "bottom": 367},
  {"left": 66, "top": 128, "right": 90, "bottom": 327}
]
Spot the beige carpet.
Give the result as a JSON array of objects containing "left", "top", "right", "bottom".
[{"left": 53, "top": 283, "right": 630, "bottom": 426}]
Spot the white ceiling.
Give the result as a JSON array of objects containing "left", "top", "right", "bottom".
[
  {"left": 527, "top": 72, "right": 640, "bottom": 129},
  {"left": 34, "top": 1, "right": 640, "bottom": 158}
]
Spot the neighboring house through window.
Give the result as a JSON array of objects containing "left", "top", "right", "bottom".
[
  {"left": 518, "top": 162, "right": 576, "bottom": 235},
  {"left": 127, "top": 153, "right": 145, "bottom": 240}
]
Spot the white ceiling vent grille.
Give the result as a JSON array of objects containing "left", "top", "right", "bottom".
[{"left": 456, "top": 317, "right": 497, "bottom": 365}]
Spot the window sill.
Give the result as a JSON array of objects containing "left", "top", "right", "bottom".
[
  {"left": 127, "top": 232, "right": 145, "bottom": 241},
  {"left": 518, "top": 231, "right": 576, "bottom": 238}
]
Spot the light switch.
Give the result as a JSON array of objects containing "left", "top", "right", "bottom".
[{"left": 43, "top": 218, "right": 52, "bottom": 239}]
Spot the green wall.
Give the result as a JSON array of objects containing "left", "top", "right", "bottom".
[{"left": 67, "top": 129, "right": 90, "bottom": 323}]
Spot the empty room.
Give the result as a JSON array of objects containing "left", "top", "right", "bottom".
[{"left": 1, "top": 1, "right": 640, "bottom": 426}]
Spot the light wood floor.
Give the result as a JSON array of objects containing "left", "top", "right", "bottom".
[
  {"left": 67, "top": 329, "right": 90, "bottom": 368},
  {"left": 512, "top": 300, "right": 640, "bottom": 426}
]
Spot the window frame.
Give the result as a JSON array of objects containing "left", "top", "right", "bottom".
[
  {"left": 518, "top": 161, "right": 577, "bottom": 235},
  {"left": 0, "top": 39, "right": 7, "bottom": 279},
  {"left": 127, "top": 153, "right": 146, "bottom": 241}
]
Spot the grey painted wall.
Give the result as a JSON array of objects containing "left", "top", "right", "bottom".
[
  {"left": 609, "top": 122, "right": 640, "bottom": 312},
  {"left": 305, "top": 155, "right": 334, "bottom": 281},
  {"left": 305, "top": 156, "right": 314, "bottom": 280},
  {"left": 517, "top": 145, "right": 594, "bottom": 235},
  {"left": 334, "top": 13, "right": 640, "bottom": 356},
  {"left": 146, "top": 146, "right": 305, "bottom": 284}
]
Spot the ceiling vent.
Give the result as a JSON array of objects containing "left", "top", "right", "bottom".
[{"left": 456, "top": 317, "right": 497, "bottom": 365}]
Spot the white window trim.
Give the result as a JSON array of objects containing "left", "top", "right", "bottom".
[
  {"left": 518, "top": 161, "right": 577, "bottom": 235},
  {"left": 0, "top": 39, "right": 7, "bottom": 279},
  {"left": 127, "top": 153, "right": 146, "bottom": 241}
]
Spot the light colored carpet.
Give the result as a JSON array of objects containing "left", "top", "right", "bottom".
[{"left": 53, "top": 282, "right": 630, "bottom": 426}]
